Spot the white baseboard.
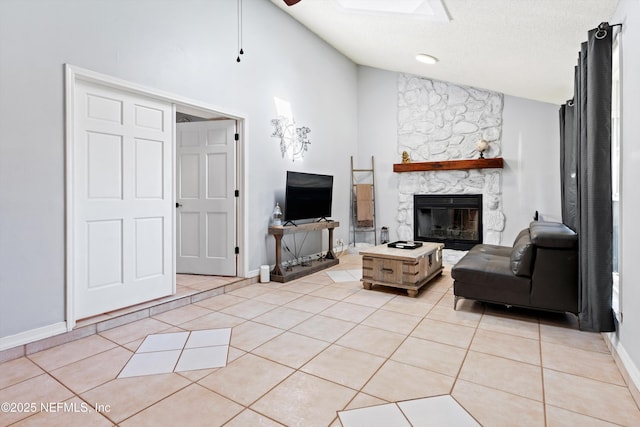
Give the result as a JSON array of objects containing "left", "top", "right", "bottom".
[
  {"left": 0, "top": 322, "right": 68, "bottom": 352},
  {"left": 605, "top": 332, "right": 640, "bottom": 405}
]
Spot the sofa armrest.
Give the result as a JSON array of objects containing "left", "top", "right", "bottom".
[
  {"left": 530, "top": 247, "right": 579, "bottom": 313},
  {"left": 529, "top": 221, "right": 577, "bottom": 249},
  {"left": 512, "top": 227, "right": 530, "bottom": 246}
]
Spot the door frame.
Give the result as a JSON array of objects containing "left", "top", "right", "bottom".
[{"left": 65, "top": 64, "right": 247, "bottom": 329}]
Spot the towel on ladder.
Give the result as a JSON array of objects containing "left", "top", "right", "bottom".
[{"left": 356, "top": 184, "right": 374, "bottom": 227}]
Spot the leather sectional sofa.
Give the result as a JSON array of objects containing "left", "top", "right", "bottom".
[{"left": 451, "top": 221, "right": 578, "bottom": 314}]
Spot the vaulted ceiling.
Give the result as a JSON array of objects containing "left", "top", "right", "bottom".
[{"left": 271, "top": 0, "right": 619, "bottom": 104}]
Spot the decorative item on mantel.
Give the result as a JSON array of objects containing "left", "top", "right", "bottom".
[
  {"left": 476, "top": 139, "right": 490, "bottom": 159},
  {"left": 401, "top": 151, "right": 411, "bottom": 164}
]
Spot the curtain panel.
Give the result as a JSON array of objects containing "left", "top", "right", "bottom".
[
  {"left": 559, "top": 23, "right": 615, "bottom": 332},
  {"left": 559, "top": 101, "right": 577, "bottom": 231}
]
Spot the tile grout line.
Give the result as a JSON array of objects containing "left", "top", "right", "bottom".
[
  {"left": 337, "top": 274, "right": 464, "bottom": 422},
  {"left": 451, "top": 308, "right": 562, "bottom": 424},
  {"left": 539, "top": 315, "right": 548, "bottom": 426},
  {"left": 192, "top": 274, "right": 358, "bottom": 420},
  {"left": 105, "top": 328, "right": 233, "bottom": 424},
  {"left": 15, "top": 359, "right": 116, "bottom": 425},
  {"left": 292, "top": 281, "right": 405, "bottom": 418},
  {"left": 201, "top": 275, "right": 404, "bottom": 423},
  {"left": 16, "top": 317, "right": 229, "bottom": 419},
  {"left": 114, "top": 379, "right": 196, "bottom": 425},
  {"left": 335, "top": 273, "right": 483, "bottom": 426},
  {"left": 448, "top": 299, "right": 485, "bottom": 427}
]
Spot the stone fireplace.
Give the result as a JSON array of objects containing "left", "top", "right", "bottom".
[
  {"left": 396, "top": 74, "right": 505, "bottom": 248},
  {"left": 414, "top": 194, "right": 482, "bottom": 250}
]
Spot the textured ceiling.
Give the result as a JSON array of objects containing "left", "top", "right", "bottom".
[{"left": 271, "top": 0, "right": 619, "bottom": 104}]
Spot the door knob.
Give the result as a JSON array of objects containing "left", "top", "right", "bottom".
[{"left": 176, "top": 203, "right": 183, "bottom": 208}]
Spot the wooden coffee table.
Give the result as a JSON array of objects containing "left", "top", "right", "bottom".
[{"left": 360, "top": 242, "right": 444, "bottom": 297}]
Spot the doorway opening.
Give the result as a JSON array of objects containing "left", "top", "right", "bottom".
[{"left": 174, "top": 109, "right": 242, "bottom": 298}]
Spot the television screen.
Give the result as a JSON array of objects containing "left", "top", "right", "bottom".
[{"left": 284, "top": 171, "right": 333, "bottom": 222}]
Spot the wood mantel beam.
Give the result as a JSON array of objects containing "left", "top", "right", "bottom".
[{"left": 393, "top": 158, "right": 504, "bottom": 172}]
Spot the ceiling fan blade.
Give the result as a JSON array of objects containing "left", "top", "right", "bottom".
[{"left": 283, "top": 0, "right": 302, "bottom": 5}]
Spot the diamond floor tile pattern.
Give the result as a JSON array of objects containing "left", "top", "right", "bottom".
[
  {"left": 339, "top": 395, "right": 480, "bottom": 427},
  {"left": 118, "top": 329, "right": 230, "bottom": 378}
]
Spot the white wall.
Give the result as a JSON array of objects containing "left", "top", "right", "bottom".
[
  {"left": 356, "top": 67, "right": 399, "bottom": 243},
  {"left": 502, "top": 95, "right": 562, "bottom": 241},
  {"left": 356, "top": 66, "right": 561, "bottom": 246},
  {"left": 0, "top": 0, "right": 357, "bottom": 339},
  {"left": 610, "top": 0, "right": 640, "bottom": 390}
]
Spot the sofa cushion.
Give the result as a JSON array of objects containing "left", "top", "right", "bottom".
[
  {"left": 469, "top": 244, "right": 512, "bottom": 258},
  {"left": 452, "top": 251, "right": 531, "bottom": 299},
  {"left": 510, "top": 232, "right": 535, "bottom": 277}
]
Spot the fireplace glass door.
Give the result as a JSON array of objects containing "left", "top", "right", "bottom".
[{"left": 414, "top": 194, "right": 482, "bottom": 250}]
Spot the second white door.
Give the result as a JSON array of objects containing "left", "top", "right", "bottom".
[{"left": 176, "top": 120, "right": 237, "bottom": 276}]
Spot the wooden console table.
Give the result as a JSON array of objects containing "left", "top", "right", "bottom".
[{"left": 268, "top": 221, "right": 340, "bottom": 283}]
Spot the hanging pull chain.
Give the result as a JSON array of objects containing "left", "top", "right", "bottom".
[
  {"left": 237, "top": 0, "right": 244, "bottom": 62},
  {"left": 239, "top": 0, "right": 244, "bottom": 55}
]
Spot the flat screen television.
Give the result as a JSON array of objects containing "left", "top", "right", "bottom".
[{"left": 284, "top": 171, "right": 333, "bottom": 223}]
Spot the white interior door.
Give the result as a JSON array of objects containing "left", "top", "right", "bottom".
[
  {"left": 73, "top": 80, "right": 174, "bottom": 319},
  {"left": 176, "top": 120, "right": 236, "bottom": 276}
]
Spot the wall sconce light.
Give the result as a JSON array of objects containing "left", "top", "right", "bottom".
[
  {"left": 476, "top": 139, "right": 489, "bottom": 159},
  {"left": 271, "top": 116, "right": 311, "bottom": 162}
]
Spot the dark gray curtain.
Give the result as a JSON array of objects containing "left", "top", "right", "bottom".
[
  {"left": 559, "top": 100, "right": 577, "bottom": 231},
  {"left": 559, "top": 23, "right": 615, "bottom": 332}
]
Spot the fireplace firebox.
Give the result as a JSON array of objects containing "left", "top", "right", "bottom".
[{"left": 413, "top": 194, "right": 482, "bottom": 250}]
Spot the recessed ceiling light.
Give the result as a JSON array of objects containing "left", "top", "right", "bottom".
[{"left": 416, "top": 53, "right": 438, "bottom": 64}]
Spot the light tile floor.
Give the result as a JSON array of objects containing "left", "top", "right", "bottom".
[{"left": 1, "top": 254, "right": 639, "bottom": 426}]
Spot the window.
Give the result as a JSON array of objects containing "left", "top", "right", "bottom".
[{"left": 611, "top": 30, "right": 621, "bottom": 322}]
